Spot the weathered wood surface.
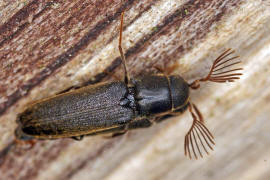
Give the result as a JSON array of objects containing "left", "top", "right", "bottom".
[{"left": 0, "top": 0, "right": 270, "bottom": 179}]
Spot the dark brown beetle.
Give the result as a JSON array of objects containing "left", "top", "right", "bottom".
[{"left": 15, "top": 12, "right": 243, "bottom": 159}]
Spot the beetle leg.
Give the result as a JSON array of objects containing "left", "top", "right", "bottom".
[
  {"left": 103, "top": 69, "right": 122, "bottom": 81},
  {"left": 153, "top": 63, "right": 180, "bottom": 75},
  {"left": 111, "top": 130, "right": 128, "bottom": 137},
  {"left": 15, "top": 138, "right": 37, "bottom": 149},
  {"left": 118, "top": 11, "right": 131, "bottom": 85},
  {"left": 79, "top": 126, "right": 126, "bottom": 138},
  {"left": 184, "top": 103, "right": 215, "bottom": 159},
  {"left": 71, "top": 135, "right": 84, "bottom": 141},
  {"left": 153, "top": 66, "right": 165, "bottom": 74},
  {"left": 111, "top": 118, "right": 154, "bottom": 137},
  {"left": 111, "top": 118, "right": 154, "bottom": 136},
  {"left": 56, "top": 85, "right": 82, "bottom": 95},
  {"left": 153, "top": 103, "right": 189, "bottom": 123},
  {"left": 128, "top": 118, "right": 153, "bottom": 129},
  {"left": 111, "top": 124, "right": 129, "bottom": 137}
]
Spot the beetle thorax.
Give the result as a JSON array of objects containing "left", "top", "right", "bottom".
[{"left": 129, "top": 75, "right": 189, "bottom": 116}]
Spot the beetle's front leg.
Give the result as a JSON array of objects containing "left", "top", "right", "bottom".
[
  {"left": 111, "top": 118, "right": 155, "bottom": 137},
  {"left": 127, "top": 118, "right": 154, "bottom": 129}
]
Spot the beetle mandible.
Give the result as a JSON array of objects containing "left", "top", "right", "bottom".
[{"left": 15, "top": 11, "right": 243, "bottom": 159}]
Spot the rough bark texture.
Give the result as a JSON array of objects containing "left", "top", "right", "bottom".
[{"left": 0, "top": 0, "right": 270, "bottom": 180}]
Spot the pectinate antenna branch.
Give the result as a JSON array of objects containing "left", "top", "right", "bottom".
[
  {"left": 189, "top": 49, "right": 243, "bottom": 90},
  {"left": 184, "top": 103, "right": 215, "bottom": 159}
]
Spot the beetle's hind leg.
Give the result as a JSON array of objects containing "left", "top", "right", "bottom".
[
  {"left": 15, "top": 139, "right": 36, "bottom": 149},
  {"left": 102, "top": 125, "right": 128, "bottom": 138}
]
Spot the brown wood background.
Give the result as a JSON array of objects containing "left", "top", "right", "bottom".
[{"left": 0, "top": 0, "right": 270, "bottom": 179}]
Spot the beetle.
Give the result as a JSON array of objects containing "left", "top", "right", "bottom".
[{"left": 15, "top": 11, "right": 242, "bottom": 159}]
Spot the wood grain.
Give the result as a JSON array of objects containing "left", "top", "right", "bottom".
[{"left": 0, "top": 0, "right": 270, "bottom": 180}]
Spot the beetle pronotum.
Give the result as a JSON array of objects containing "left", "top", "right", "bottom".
[{"left": 15, "top": 11, "right": 242, "bottom": 159}]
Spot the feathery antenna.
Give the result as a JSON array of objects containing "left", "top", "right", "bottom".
[
  {"left": 189, "top": 49, "right": 243, "bottom": 89},
  {"left": 184, "top": 103, "right": 215, "bottom": 159}
]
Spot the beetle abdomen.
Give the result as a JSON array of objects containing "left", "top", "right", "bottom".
[{"left": 16, "top": 81, "right": 134, "bottom": 139}]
